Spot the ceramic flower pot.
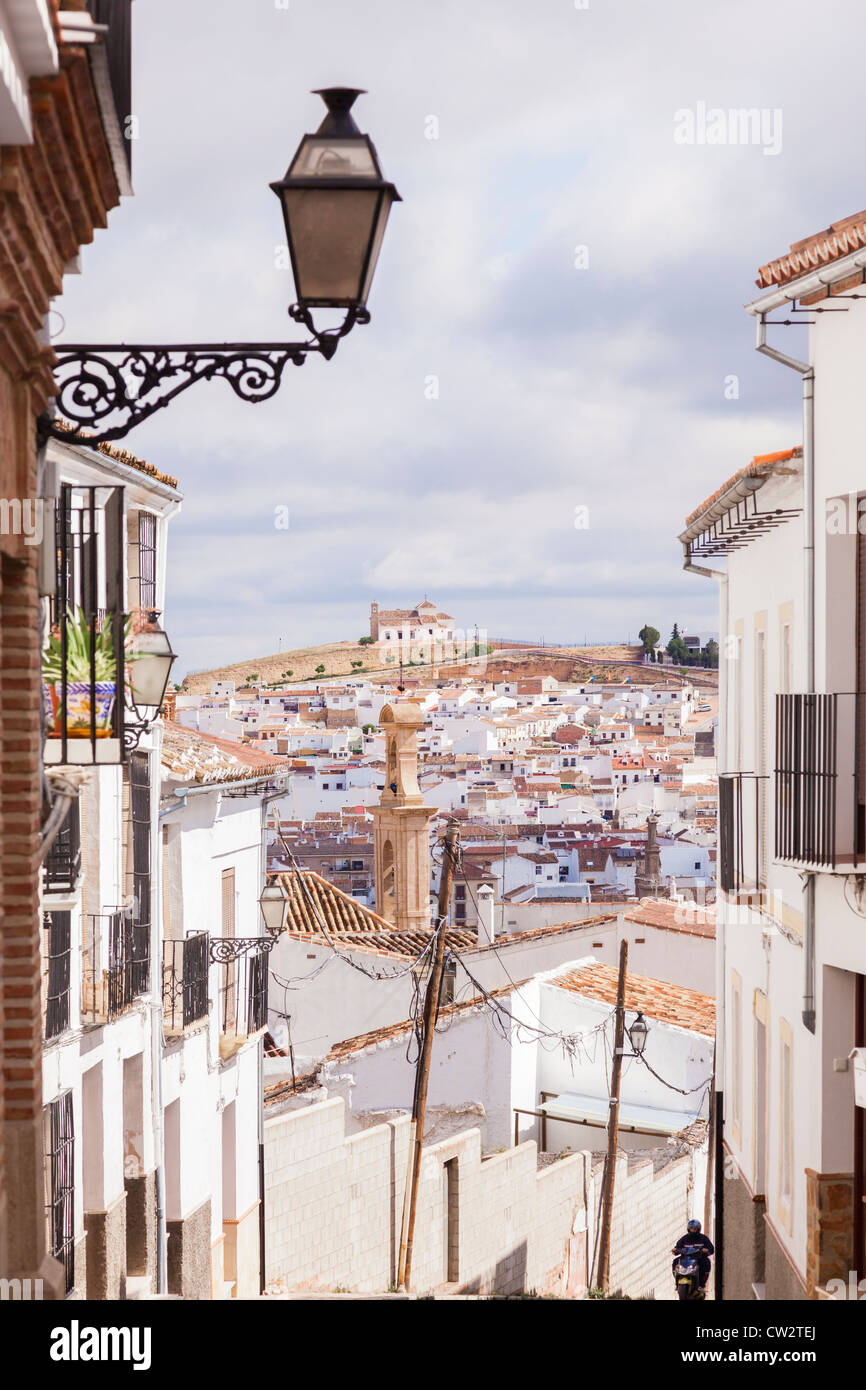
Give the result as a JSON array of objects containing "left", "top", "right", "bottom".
[{"left": 44, "top": 680, "right": 116, "bottom": 737}]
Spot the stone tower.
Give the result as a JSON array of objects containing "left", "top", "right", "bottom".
[
  {"left": 370, "top": 601, "right": 380, "bottom": 641},
  {"left": 371, "top": 702, "right": 435, "bottom": 932},
  {"left": 635, "top": 812, "right": 662, "bottom": 898}
]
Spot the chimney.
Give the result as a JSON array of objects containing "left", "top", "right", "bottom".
[{"left": 476, "top": 883, "right": 495, "bottom": 946}]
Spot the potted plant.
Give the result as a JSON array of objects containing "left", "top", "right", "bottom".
[{"left": 42, "top": 608, "right": 119, "bottom": 738}]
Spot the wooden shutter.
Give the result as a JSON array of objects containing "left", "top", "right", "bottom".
[{"left": 221, "top": 868, "right": 236, "bottom": 937}]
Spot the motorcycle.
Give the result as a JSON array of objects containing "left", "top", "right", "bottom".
[{"left": 672, "top": 1243, "right": 708, "bottom": 1300}]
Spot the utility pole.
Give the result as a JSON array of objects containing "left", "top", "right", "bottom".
[
  {"left": 397, "top": 817, "right": 459, "bottom": 1290},
  {"left": 596, "top": 937, "right": 628, "bottom": 1290}
]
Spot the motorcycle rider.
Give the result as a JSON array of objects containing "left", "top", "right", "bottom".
[{"left": 671, "top": 1218, "right": 714, "bottom": 1293}]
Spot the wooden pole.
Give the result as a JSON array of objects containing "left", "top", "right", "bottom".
[
  {"left": 596, "top": 937, "right": 629, "bottom": 1291},
  {"left": 397, "top": 818, "right": 459, "bottom": 1290}
]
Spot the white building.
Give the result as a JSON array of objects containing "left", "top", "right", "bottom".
[{"left": 679, "top": 205, "right": 866, "bottom": 1300}]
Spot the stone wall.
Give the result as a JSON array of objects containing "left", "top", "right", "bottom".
[{"left": 264, "top": 1096, "right": 698, "bottom": 1297}]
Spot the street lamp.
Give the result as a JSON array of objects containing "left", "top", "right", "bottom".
[
  {"left": 124, "top": 608, "right": 177, "bottom": 749},
  {"left": 259, "top": 876, "right": 291, "bottom": 938},
  {"left": 271, "top": 88, "right": 401, "bottom": 311},
  {"left": 127, "top": 609, "right": 177, "bottom": 710},
  {"left": 44, "top": 87, "right": 401, "bottom": 447},
  {"left": 627, "top": 1011, "right": 649, "bottom": 1057}
]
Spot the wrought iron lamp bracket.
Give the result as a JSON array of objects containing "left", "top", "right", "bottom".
[
  {"left": 45, "top": 305, "right": 371, "bottom": 447},
  {"left": 209, "top": 937, "right": 277, "bottom": 965}
]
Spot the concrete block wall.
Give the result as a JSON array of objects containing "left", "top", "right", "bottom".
[
  {"left": 595, "top": 1150, "right": 695, "bottom": 1300},
  {"left": 265, "top": 1097, "right": 699, "bottom": 1297}
]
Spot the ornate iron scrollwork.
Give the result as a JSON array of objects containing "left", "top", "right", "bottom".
[
  {"left": 209, "top": 936, "right": 276, "bottom": 965},
  {"left": 48, "top": 306, "right": 371, "bottom": 446}
]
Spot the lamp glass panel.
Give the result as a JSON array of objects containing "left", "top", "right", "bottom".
[
  {"left": 289, "top": 137, "right": 379, "bottom": 179},
  {"left": 283, "top": 187, "right": 380, "bottom": 304}
]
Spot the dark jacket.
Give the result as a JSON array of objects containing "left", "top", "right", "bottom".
[{"left": 673, "top": 1232, "right": 715, "bottom": 1258}]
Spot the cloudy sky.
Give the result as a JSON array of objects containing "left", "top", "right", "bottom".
[{"left": 56, "top": 0, "right": 865, "bottom": 677}]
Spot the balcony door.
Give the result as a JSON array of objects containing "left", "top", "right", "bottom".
[{"left": 755, "top": 629, "right": 768, "bottom": 888}]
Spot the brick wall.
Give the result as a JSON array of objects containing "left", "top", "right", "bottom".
[{"left": 264, "top": 1097, "right": 698, "bottom": 1297}]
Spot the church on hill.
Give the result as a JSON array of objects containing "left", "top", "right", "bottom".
[{"left": 369, "top": 598, "right": 458, "bottom": 663}]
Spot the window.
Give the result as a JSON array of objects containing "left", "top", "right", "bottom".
[
  {"left": 535, "top": 865, "right": 542, "bottom": 876},
  {"left": 46, "top": 1091, "right": 75, "bottom": 1295},
  {"left": 221, "top": 867, "right": 236, "bottom": 937},
  {"left": 695, "top": 861, "right": 701, "bottom": 871},
  {"left": 137, "top": 511, "right": 157, "bottom": 609},
  {"left": 44, "top": 912, "right": 72, "bottom": 1040}
]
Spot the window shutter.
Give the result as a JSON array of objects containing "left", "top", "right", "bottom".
[{"left": 221, "top": 868, "right": 236, "bottom": 937}]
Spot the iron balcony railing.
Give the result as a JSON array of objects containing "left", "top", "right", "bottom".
[
  {"left": 82, "top": 910, "right": 150, "bottom": 1023},
  {"left": 42, "top": 800, "right": 82, "bottom": 896},
  {"left": 719, "top": 773, "right": 767, "bottom": 895},
  {"left": 43, "top": 484, "right": 126, "bottom": 766},
  {"left": 47, "top": 1091, "right": 75, "bottom": 1296},
  {"left": 162, "top": 933, "right": 209, "bottom": 1031},
  {"left": 775, "top": 692, "right": 863, "bottom": 871},
  {"left": 210, "top": 937, "right": 273, "bottom": 1040}
]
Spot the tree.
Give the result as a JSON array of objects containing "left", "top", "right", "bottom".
[
  {"left": 282, "top": 669, "right": 293, "bottom": 678},
  {"left": 666, "top": 626, "right": 687, "bottom": 664},
  {"left": 703, "top": 639, "right": 719, "bottom": 670},
  {"left": 351, "top": 660, "right": 363, "bottom": 669},
  {"left": 638, "top": 624, "right": 660, "bottom": 656},
  {"left": 315, "top": 664, "right": 325, "bottom": 675},
  {"left": 362, "top": 723, "right": 376, "bottom": 734},
  {"left": 358, "top": 635, "right": 375, "bottom": 645},
  {"left": 246, "top": 672, "right": 259, "bottom": 682}
]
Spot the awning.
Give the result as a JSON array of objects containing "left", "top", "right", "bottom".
[{"left": 541, "top": 1091, "right": 700, "bottom": 1136}]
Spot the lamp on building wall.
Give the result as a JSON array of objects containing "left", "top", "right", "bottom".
[
  {"left": 259, "top": 877, "right": 291, "bottom": 937},
  {"left": 124, "top": 609, "right": 177, "bottom": 749},
  {"left": 44, "top": 88, "right": 401, "bottom": 447}
]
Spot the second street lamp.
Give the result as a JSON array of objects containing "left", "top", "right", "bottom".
[{"left": 45, "top": 87, "right": 401, "bottom": 447}]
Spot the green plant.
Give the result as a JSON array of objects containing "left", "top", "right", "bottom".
[
  {"left": 358, "top": 635, "right": 375, "bottom": 645},
  {"left": 315, "top": 664, "right": 325, "bottom": 675},
  {"left": 247, "top": 672, "right": 259, "bottom": 682},
  {"left": 42, "top": 607, "right": 119, "bottom": 684}
]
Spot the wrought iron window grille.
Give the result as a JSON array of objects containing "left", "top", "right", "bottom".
[
  {"left": 44, "top": 912, "right": 72, "bottom": 1041},
  {"left": 775, "top": 692, "right": 864, "bottom": 871},
  {"left": 46, "top": 1092, "right": 75, "bottom": 1296}
]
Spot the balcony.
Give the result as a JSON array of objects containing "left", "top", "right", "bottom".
[
  {"left": 775, "top": 693, "right": 864, "bottom": 871},
  {"left": 82, "top": 910, "right": 150, "bottom": 1023},
  {"left": 210, "top": 937, "right": 272, "bottom": 1057},
  {"left": 162, "top": 933, "right": 210, "bottom": 1033},
  {"left": 43, "top": 485, "right": 126, "bottom": 766},
  {"left": 719, "top": 773, "right": 766, "bottom": 897},
  {"left": 42, "top": 800, "right": 82, "bottom": 896}
]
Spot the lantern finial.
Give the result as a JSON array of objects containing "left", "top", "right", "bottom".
[{"left": 312, "top": 88, "right": 367, "bottom": 137}]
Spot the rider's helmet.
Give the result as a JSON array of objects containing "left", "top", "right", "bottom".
[{"left": 687, "top": 1218, "right": 702, "bottom": 1233}]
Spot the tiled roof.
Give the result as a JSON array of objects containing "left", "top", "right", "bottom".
[
  {"left": 323, "top": 983, "right": 524, "bottom": 1061},
  {"left": 756, "top": 210, "right": 866, "bottom": 291},
  {"left": 549, "top": 962, "right": 715, "bottom": 1036},
  {"left": 272, "top": 870, "right": 391, "bottom": 934},
  {"left": 161, "top": 724, "right": 290, "bottom": 784},
  {"left": 52, "top": 421, "right": 180, "bottom": 490},
  {"left": 624, "top": 899, "right": 716, "bottom": 940},
  {"left": 684, "top": 449, "right": 801, "bottom": 529}
]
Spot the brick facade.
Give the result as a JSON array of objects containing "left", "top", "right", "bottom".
[{"left": 0, "top": 8, "right": 123, "bottom": 1291}]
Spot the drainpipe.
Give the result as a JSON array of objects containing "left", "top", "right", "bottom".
[{"left": 754, "top": 314, "right": 817, "bottom": 1034}]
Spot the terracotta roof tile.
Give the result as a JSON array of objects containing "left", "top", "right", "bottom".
[
  {"left": 549, "top": 961, "right": 715, "bottom": 1036},
  {"left": 756, "top": 210, "right": 866, "bottom": 290}
]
